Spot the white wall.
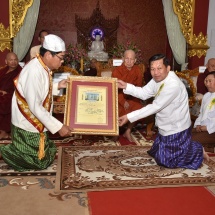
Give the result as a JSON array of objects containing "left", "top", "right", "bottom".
[{"left": 205, "top": 0, "right": 215, "bottom": 64}]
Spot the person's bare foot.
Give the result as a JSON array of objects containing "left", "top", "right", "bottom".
[
  {"left": 203, "top": 148, "right": 210, "bottom": 162},
  {"left": 123, "top": 129, "right": 133, "bottom": 142}
]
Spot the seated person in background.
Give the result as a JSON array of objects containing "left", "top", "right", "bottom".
[
  {"left": 196, "top": 58, "right": 215, "bottom": 96},
  {"left": 192, "top": 71, "right": 215, "bottom": 146},
  {"left": 84, "top": 58, "right": 98, "bottom": 76},
  {"left": 30, "top": 30, "right": 48, "bottom": 59},
  {"left": 88, "top": 34, "right": 108, "bottom": 62},
  {"left": 112, "top": 49, "right": 144, "bottom": 142},
  {"left": 0, "top": 34, "right": 72, "bottom": 171},
  {"left": 117, "top": 53, "right": 209, "bottom": 170},
  {"left": 190, "top": 58, "right": 215, "bottom": 118},
  {"left": 0, "top": 52, "right": 22, "bottom": 139}
]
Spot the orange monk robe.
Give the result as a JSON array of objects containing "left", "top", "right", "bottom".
[{"left": 112, "top": 64, "right": 143, "bottom": 117}]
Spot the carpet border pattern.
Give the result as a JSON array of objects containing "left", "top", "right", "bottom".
[{"left": 55, "top": 146, "right": 215, "bottom": 193}]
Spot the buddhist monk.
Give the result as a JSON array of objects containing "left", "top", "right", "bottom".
[
  {"left": 112, "top": 49, "right": 143, "bottom": 142},
  {"left": 0, "top": 52, "right": 22, "bottom": 139}
]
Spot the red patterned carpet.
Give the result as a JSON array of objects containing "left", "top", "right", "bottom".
[
  {"left": 55, "top": 145, "right": 215, "bottom": 193},
  {"left": 0, "top": 127, "right": 154, "bottom": 176},
  {"left": 1, "top": 127, "right": 215, "bottom": 215}
]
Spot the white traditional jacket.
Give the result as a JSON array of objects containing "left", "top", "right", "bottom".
[
  {"left": 194, "top": 92, "right": 215, "bottom": 134},
  {"left": 124, "top": 71, "right": 191, "bottom": 136},
  {"left": 12, "top": 57, "right": 63, "bottom": 134}
]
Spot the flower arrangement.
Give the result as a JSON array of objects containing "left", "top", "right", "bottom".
[
  {"left": 63, "top": 43, "right": 89, "bottom": 68},
  {"left": 109, "top": 40, "right": 143, "bottom": 64}
]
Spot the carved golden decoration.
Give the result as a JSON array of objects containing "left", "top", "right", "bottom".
[
  {"left": 175, "top": 71, "right": 196, "bottom": 107},
  {"left": 0, "top": 0, "right": 33, "bottom": 52},
  {"left": 172, "top": 0, "right": 209, "bottom": 58},
  {"left": 0, "top": 23, "right": 12, "bottom": 51},
  {"left": 188, "top": 32, "right": 209, "bottom": 58},
  {"left": 0, "top": 40, "right": 12, "bottom": 52},
  {"left": 172, "top": 0, "right": 195, "bottom": 44},
  {"left": 0, "top": 23, "right": 10, "bottom": 39},
  {"left": 188, "top": 67, "right": 199, "bottom": 76},
  {"left": 9, "top": 0, "right": 33, "bottom": 38},
  {"left": 75, "top": 1, "right": 119, "bottom": 53},
  {"left": 53, "top": 101, "right": 66, "bottom": 114}
]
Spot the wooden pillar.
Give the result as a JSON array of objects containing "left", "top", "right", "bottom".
[{"left": 188, "top": 0, "right": 209, "bottom": 69}]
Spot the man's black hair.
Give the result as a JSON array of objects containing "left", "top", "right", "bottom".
[
  {"left": 149, "top": 54, "right": 170, "bottom": 67},
  {"left": 38, "top": 30, "right": 48, "bottom": 38},
  {"left": 207, "top": 71, "right": 215, "bottom": 77}
]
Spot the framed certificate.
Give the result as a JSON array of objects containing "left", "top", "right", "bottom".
[{"left": 64, "top": 76, "right": 119, "bottom": 136}]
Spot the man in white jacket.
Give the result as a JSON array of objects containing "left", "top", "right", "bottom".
[
  {"left": 118, "top": 54, "right": 209, "bottom": 170},
  {"left": 192, "top": 71, "right": 215, "bottom": 146},
  {"left": 0, "top": 34, "right": 72, "bottom": 171}
]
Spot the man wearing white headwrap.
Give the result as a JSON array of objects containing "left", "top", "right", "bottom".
[{"left": 0, "top": 34, "right": 72, "bottom": 171}]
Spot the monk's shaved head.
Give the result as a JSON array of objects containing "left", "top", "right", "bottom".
[
  {"left": 5, "top": 52, "right": 19, "bottom": 71},
  {"left": 207, "top": 58, "right": 215, "bottom": 72},
  {"left": 123, "top": 49, "right": 136, "bottom": 70}
]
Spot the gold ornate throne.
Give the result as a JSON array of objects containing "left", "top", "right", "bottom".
[{"left": 75, "top": 1, "right": 119, "bottom": 53}]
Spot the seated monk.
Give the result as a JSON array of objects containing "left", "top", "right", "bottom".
[
  {"left": 88, "top": 34, "right": 108, "bottom": 62},
  {"left": 196, "top": 58, "right": 215, "bottom": 96},
  {"left": 0, "top": 52, "right": 22, "bottom": 139},
  {"left": 192, "top": 71, "right": 215, "bottom": 148},
  {"left": 112, "top": 49, "right": 143, "bottom": 142}
]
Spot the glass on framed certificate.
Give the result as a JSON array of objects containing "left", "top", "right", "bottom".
[{"left": 64, "top": 76, "right": 119, "bottom": 136}]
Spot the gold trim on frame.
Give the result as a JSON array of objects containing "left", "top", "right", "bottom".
[
  {"left": 172, "top": 0, "right": 209, "bottom": 58},
  {"left": 9, "top": 0, "right": 33, "bottom": 38},
  {"left": 64, "top": 76, "right": 119, "bottom": 136}
]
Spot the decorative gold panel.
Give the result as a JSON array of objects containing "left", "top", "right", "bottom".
[
  {"left": 0, "top": 40, "right": 12, "bottom": 52},
  {"left": 172, "top": 0, "right": 208, "bottom": 57},
  {"left": 9, "top": 0, "right": 33, "bottom": 38},
  {"left": 0, "top": 23, "right": 10, "bottom": 39},
  {"left": 0, "top": 23, "right": 12, "bottom": 51},
  {"left": 0, "top": 0, "right": 33, "bottom": 52},
  {"left": 188, "top": 32, "right": 209, "bottom": 58},
  {"left": 172, "top": 0, "right": 195, "bottom": 44}
]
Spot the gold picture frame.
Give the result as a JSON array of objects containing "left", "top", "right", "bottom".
[{"left": 64, "top": 76, "right": 119, "bottom": 136}]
